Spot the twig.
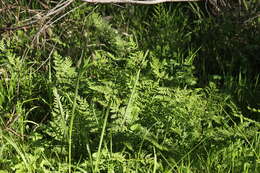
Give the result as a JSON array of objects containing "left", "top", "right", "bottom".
[{"left": 0, "top": 24, "right": 34, "bottom": 32}]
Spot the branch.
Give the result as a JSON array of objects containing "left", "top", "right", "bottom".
[{"left": 81, "top": 0, "right": 202, "bottom": 5}]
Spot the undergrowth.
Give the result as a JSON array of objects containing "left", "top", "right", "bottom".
[{"left": 0, "top": 0, "right": 260, "bottom": 172}]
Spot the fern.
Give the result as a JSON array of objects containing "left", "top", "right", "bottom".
[{"left": 53, "top": 51, "right": 76, "bottom": 86}]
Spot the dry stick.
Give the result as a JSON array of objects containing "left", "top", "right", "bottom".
[{"left": 82, "top": 0, "right": 201, "bottom": 4}]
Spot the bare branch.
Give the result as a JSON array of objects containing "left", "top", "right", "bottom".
[{"left": 81, "top": 0, "right": 202, "bottom": 5}]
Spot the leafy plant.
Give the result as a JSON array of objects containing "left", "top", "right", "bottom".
[{"left": 0, "top": 1, "right": 259, "bottom": 172}]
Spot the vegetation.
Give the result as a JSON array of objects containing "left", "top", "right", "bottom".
[{"left": 0, "top": 0, "right": 259, "bottom": 172}]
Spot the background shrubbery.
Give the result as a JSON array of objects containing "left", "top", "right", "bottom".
[{"left": 0, "top": 0, "right": 259, "bottom": 172}]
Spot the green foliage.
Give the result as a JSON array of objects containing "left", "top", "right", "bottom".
[{"left": 0, "top": 1, "right": 260, "bottom": 172}]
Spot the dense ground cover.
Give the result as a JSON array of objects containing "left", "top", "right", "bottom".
[{"left": 0, "top": 0, "right": 260, "bottom": 172}]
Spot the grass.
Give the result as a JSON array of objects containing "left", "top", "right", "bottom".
[{"left": 0, "top": 0, "right": 260, "bottom": 172}]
